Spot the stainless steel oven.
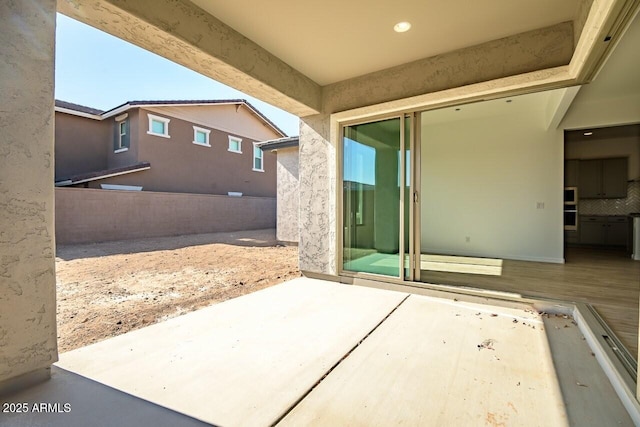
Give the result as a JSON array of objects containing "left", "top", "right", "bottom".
[
  {"left": 564, "top": 209, "right": 578, "bottom": 230},
  {"left": 564, "top": 187, "right": 578, "bottom": 205},
  {"left": 564, "top": 187, "right": 578, "bottom": 230}
]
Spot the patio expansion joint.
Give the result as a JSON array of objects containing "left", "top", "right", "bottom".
[{"left": 270, "top": 293, "right": 411, "bottom": 426}]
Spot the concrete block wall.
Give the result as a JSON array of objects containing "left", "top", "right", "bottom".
[{"left": 55, "top": 188, "right": 276, "bottom": 244}]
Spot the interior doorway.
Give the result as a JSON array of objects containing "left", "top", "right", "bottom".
[{"left": 563, "top": 124, "right": 640, "bottom": 261}]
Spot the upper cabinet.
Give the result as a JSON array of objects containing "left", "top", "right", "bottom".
[
  {"left": 578, "top": 157, "right": 628, "bottom": 199},
  {"left": 579, "top": 160, "right": 603, "bottom": 198},
  {"left": 564, "top": 159, "right": 580, "bottom": 187},
  {"left": 602, "top": 158, "right": 628, "bottom": 198}
]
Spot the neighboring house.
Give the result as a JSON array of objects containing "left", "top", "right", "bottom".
[
  {"left": 257, "top": 136, "right": 300, "bottom": 244},
  {"left": 54, "top": 99, "right": 286, "bottom": 197}
]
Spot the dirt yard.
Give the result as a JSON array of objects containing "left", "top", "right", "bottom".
[{"left": 55, "top": 229, "right": 300, "bottom": 353}]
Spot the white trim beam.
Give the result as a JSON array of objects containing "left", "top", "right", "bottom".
[
  {"left": 323, "top": 22, "right": 575, "bottom": 114},
  {"left": 545, "top": 86, "right": 582, "bottom": 130}
]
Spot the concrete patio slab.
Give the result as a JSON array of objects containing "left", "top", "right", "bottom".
[
  {"left": 278, "top": 294, "right": 634, "bottom": 426},
  {"left": 543, "top": 315, "right": 634, "bottom": 426},
  {"left": 0, "top": 366, "right": 210, "bottom": 427},
  {"left": 56, "top": 278, "right": 407, "bottom": 426},
  {"left": 32, "top": 277, "right": 634, "bottom": 426}
]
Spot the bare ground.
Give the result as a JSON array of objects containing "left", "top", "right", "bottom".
[{"left": 55, "top": 229, "right": 300, "bottom": 353}]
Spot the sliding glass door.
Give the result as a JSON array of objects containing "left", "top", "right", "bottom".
[{"left": 342, "top": 115, "right": 416, "bottom": 280}]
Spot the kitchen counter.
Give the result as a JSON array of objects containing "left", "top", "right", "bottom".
[{"left": 579, "top": 214, "right": 628, "bottom": 217}]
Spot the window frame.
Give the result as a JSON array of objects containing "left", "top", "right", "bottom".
[
  {"left": 252, "top": 142, "right": 264, "bottom": 172},
  {"left": 192, "top": 126, "right": 211, "bottom": 147},
  {"left": 114, "top": 119, "right": 129, "bottom": 153},
  {"left": 147, "top": 113, "right": 171, "bottom": 138},
  {"left": 228, "top": 136, "right": 242, "bottom": 153}
]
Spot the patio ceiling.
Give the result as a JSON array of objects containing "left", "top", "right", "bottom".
[
  {"left": 57, "top": 0, "right": 638, "bottom": 116},
  {"left": 190, "top": 0, "right": 582, "bottom": 85}
]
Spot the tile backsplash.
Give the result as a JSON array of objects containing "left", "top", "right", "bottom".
[{"left": 579, "top": 181, "right": 640, "bottom": 215}]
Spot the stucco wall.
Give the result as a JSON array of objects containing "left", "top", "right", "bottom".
[
  {"left": 131, "top": 108, "right": 277, "bottom": 197},
  {"left": 298, "top": 115, "right": 336, "bottom": 275},
  {"left": 144, "top": 104, "right": 283, "bottom": 142},
  {"left": 55, "top": 112, "right": 109, "bottom": 180},
  {"left": 0, "top": 0, "right": 58, "bottom": 384},
  {"left": 276, "top": 147, "right": 300, "bottom": 243},
  {"left": 55, "top": 188, "right": 275, "bottom": 244}
]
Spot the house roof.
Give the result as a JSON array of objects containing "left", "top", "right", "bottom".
[
  {"left": 55, "top": 98, "right": 287, "bottom": 137},
  {"left": 101, "top": 99, "right": 287, "bottom": 137},
  {"left": 257, "top": 136, "right": 299, "bottom": 150},
  {"left": 55, "top": 100, "right": 105, "bottom": 117},
  {"left": 55, "top": 162, "right": 151, "bottom": 187}
]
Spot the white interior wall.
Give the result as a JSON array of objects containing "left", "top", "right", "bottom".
[
  {"left": 420, "top": 109, "right": 564, "bottom": 263},
  {"left": 561, "top": 93, "right": 640, "bottom": 130}
]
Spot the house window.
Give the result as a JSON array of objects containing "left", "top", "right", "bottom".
[
  {"left": 253, "top": 143, "right": 264, "bottom": 172},
  {"left": 147, "top": 113, "right": 170, "bottom": 138},
  {"left": 114, "top": 118, "right": 129, "bottom": 153},
  {"left": 192, "top": 126, "right": 211, "bottom": 147},
  {"left": 228, "top": 136, "right": 242, "bottom": 153}
]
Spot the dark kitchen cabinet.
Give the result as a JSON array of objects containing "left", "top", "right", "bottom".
[
  {"left": 606, "top": 217, "right": 628, "bottom": 246},
  {"left": 602, "top": 158, "right": 628, "bottom": 198},
  {"left": 564, "top": 160, "right": 580, "bottom": 187},
  {"left": 578, "top": 158, "right": 628, "bottom": 199},
  {"left": 579, "top": 216, "right": 629, "bottom": 247},
  {"left": 564, "top": 230, "right": 579, "bottom": 244},
  {"left": 580, "top": 217, "right": 606, "bottom": 244},
  {"left": 579, "top": 160, "right": 602, "bottom": 198}
]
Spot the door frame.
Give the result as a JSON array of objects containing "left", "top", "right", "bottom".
[{"left": 337, "top": 112, "right": 422, "bottom": 282}]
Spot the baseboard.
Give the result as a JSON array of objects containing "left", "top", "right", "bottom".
[{"left": 301, "top": 270, "right": 342, "bottom": 283}]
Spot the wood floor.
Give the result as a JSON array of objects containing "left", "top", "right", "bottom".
[{"left": 421, "top": 247, "right": 640, "bottom": 357}]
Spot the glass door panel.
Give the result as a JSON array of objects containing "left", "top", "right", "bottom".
[{"left": 343, "top": 118, "right": 402, "bottom": 277}]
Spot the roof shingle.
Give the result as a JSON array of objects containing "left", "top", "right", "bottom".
[{"left": 55, "top": 100, "right": 104, "bottom": 116}]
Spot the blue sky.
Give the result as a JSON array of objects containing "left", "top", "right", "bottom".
[{"left": 55, "top": 14, "right": 299, "bottom": 136}]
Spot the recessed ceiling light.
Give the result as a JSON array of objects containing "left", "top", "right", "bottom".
[
  {"left": 584, "top": 131, "right": 593, "bottom": 136},
  {"left": 394, "top": 22, "right": 411, "bottom": 33},
  {"left": 506, "top": 99, "right": 512, "bottom": 103},
  {"left": 455, "top": 108, "right": 461, "bottom": 111}
]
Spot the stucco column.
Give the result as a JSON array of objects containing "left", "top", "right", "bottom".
[
  {"left": 0, "top": 0, "right": 58, "bottom": 389},
  {"left": 276, "top": 147, "right": 300, "bottom": 244},
  {"left": 299, "top": 115, "right": 337, "bottom": 276}
]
